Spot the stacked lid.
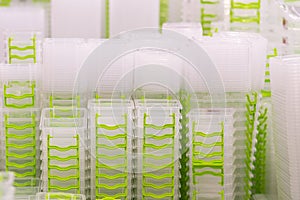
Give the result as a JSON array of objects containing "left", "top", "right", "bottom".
[{"left": 270, "top": 55, "right": 300, "bottom": 200}]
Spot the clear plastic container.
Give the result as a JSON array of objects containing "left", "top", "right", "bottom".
[
  {"left": 40, "top": 108, "right": 87, "bottom": 195},
  {"left": 135, "top": 99, "right": 181, "bottom": 200},
  {"left": 88, "top": 99, "right": 133, "bottom": 200}
]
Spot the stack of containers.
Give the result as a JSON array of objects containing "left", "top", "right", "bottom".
[
  {"left": 136, "top": 99, "right": 181, "bottom": 199},
  {"left": 188, "top": 108, "right": 237, "bottom": 200},
  {"left": 194, "top": 32, "right": 267, "bottom": 199},
  {"left": 39, "top": 108, "right": 87, "bottom": 195},
  {"left": 42, "top": 39, "right": 86, "bottom": 110},
  {"left": 270, "top": 55, "right": 300, "bottom": 200},
  {"left": 243, "top": 92, "right": 259, "bottom": 199},
  {"left": 42, "top": 38, "right": 104, "bottom": 109},
  {"left": 214, "top": 32, "right": 270, "bottom": 198},
  {"left": 196, "top": 35, "right": 253, "bottom": 92},
  {"left": 252, "top": 98, "right": 271, "bottom": 195},
  {"left": 0, "top": 63, "right": 41, "bottom": 198},
  {"left": 40, "top": 39, "right": 99, "bottom": 197},
  {"left": 0, "top": 172, "right": 15, "bottom": 200},
  {"left": 263, "top": 98, "right": 278, "bottom": 199},
  {"left": 88, "top": 99, "right": 133, "bottom": 200},
  {"left": 215, "top": 32, "right": 267, "bottom": 91},
  {"left": 229, "top": 0, "right": 261, "bottom": 32}
]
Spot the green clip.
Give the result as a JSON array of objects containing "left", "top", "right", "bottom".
[
  {"left": 263, "top": 48, "right": 278, "bottom": 97},
  {"left": 8, "top": 35, "right": 37, "bottom": 64},
  {"left": 230, "top": 0, "right": 261, "bottom": 24},
  {"left": 159, "top": 0, "right": 169, "bottom": 29},
  {"left": 201, "top": 8, "right": 217, "bottom": 36},
  {"left": 4, "top": 81, "right": 36, "bottom": 109},
  {"left": 201, "top": 0, "right": 219, "bottom": 4},
  {"left": 231, "top": 0, "right": 261, "bottom": 9}
]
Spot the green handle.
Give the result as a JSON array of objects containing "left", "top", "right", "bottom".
[{"left": 8, "top": 35, "right": 37, "bottom": 64}]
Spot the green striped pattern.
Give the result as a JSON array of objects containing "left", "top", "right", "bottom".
[
  {"left": 262, "top": 48, "right": 278, "bottom": 97},
  {"left": 142, "top": 112, "right": 176, "bottom": 199},
  {"left": 159, "top": 0, "right": 169, "bottom": 28},
  {"left": 252, "top": 105, "right": 268, "bottom": 194},
  {"left": 2, "top": 78, "right": 38, "bottom": 192},
  {"left": 179, "top": 90, "right": 191, "bottom": 200},
  {"left": 95, "top": 113, "right": 128, "bottom": 199},
  {"left": 200, "top": 0, "right": 220, "bottom": 36},
  {"left": 192, "top": 121, "right": 224, "bottom": 200},
  {"left": 244, "top": 92, "right": 258, "bottom": 199},
  {"left": 4, "top": 81, "right": 35, "bottom": 109},
  {"left": 8, "top": 35, "right": 37, "bottom": 64},
  {"left": 4, "top": 114, "right": 37, "bottom": 185},
  {"left": 47, "top": 134, "right": 80, "bottom": 193},
  {"left": 230, "top": 0, "right": 261, "bottom": 30}
]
